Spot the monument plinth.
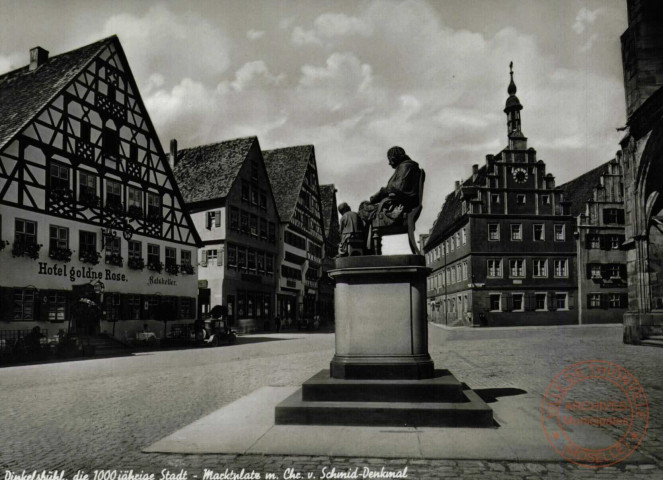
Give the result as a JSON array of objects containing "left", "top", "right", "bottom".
[
  {"left": 330, "top": 255, "right": 433, "bottom": 380},
  {"left": 275, "top": 255, "right": 494, "bottom": 428}
]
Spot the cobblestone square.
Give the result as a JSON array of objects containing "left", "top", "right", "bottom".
[{"left": 1, "top": 326, "right": 661, "bottom": 479}]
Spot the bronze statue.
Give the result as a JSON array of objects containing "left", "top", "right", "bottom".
[
  {"left": 337, "top": 202, "right": 364, "bottom": 257},
  {"left": 357, "top": 146, "right": 425, "bottom": 255}
]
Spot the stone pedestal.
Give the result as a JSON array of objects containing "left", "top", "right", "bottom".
[
  {"left": 275, "top": 255, "right": 493, "bottom": 428},
  {"left": 330, "top": 255, "right": 433, "bottom": 379}
]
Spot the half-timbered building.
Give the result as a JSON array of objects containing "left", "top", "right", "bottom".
[
  {"left": 171, "top": 136, "right": 280, "bottom": 333},
  {"left": 263, "top": 146, "right": 326, "bottom": 328},
  {"left": 0, "top": 36, "right": 201, "bottom": 341},
  {"left": 318, "top": 184, "right": 340, "bottom": 326}
]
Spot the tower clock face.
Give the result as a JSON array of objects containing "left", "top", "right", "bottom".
[{"left": 512, "top": 167, "right": 528, "bottom": 183}]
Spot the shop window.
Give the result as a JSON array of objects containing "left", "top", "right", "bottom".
[
  {"left": 489, "top": 294, "right": 501, "bottom": 312},
  {"left": 104, "top": 293, "right": 121, "bottom": 321},
  {"left": 13, "top": 289, "right": 35, "bottom": 321},
  {"left": 48, "top": 292, "right": 67, "bottom": 322},
  {"left": 127, "top": 295, "right": 141, "bottom": 320},
  {"left": 513, "top": 293, "right": 524, "bottom": 311},
  {"left": 535, "top": 293, "right": 547, "bottom": 310}
]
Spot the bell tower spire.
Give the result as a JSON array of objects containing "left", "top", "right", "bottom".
[{"left": 504, "top": 61, "right": 525, "bottom": 140}]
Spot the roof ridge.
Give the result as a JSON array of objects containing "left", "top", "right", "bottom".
[{"left": 177, "top": 136, "right": 257, "bottom": 153}]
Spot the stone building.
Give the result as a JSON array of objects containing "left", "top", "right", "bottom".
[
  {"left": 619, "top": 0, "right": 663, "bottom": 343},
  {"left": 560, "top": 158, "right": 628, "bottom": 324},
  {"left": 0, "top": 36, "right": 201, "bottom": 341},
  {"left": 171, "top": 137, "right": 280, "bottom": 333},
  {"left": 318, "top": 184, "right": 340, "bottom": 325},
  {"left": 263, "top": 146, "right": 325, "bottom": 328},
  {"left": 423, "top": 65, "right": 577, "bottom": 326}
]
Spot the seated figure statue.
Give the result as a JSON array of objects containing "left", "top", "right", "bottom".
[
  {"left": 337, "top": 202, "right": 364, "bottom": 257},
  {"left": 358, "top": 146, "right": 424, "bottom": 255}
]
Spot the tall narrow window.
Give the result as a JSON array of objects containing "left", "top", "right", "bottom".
[
  {"left": 165, "top": 247, "right": 176, "bottom": 267},
  {"left": 147, "top": 192, "right": 161, "bottom": 220},
  {"left": 79, "top": 231, "right": 97, "bottom": 256},
  {"left": 49, "top": 226, "right": 68, "bottom": 253},
  {"left": 488, "top": 224, "right": 500, "bottom": 241},
  {"left": 15, "top": 219, "right": 37, "bottom": 246},
  {"left": 554, "top": 224, "right": 565, "bottom": 241},
  {"left": 128, "top": 240, "right": 142, "bottom": 259},
  {"left": 147, "top": 244, "right": 160, "bottom": 267},
  {"left": 533, "top": 259, "right": 547, "bottom": 277},
  {"left": 79, "top": 171, "right": 97, "bottom": 205},
  {"left": 554, "top": 259, "right": 568, "bottom": 278},
  {"left": 533, "top": 224, "right": 544, "bottom": 241},
  {"left": 128, "top": 187, "right": 142, "bottom": 217},
  {"left": 102, "top": 127, "right": 119, "bottom": 157},
  {"left": 106, "top": 180, "right": 122, "bottom": 210}
]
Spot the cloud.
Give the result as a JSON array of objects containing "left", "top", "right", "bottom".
[
  {"left": 573, "top": 7, "right": 603, "bottom": 34},
  {"left": 95, "top": 4, "right": 231, "bottom": 90},
  {"left": 247, "top": 29, "right": 265, "bottom": 40},
  {"left": 229, "top": 61, "right": 285, "bottom": 91},
  {"left": 291, "top": 12, "right": 373, "bottom": 46}
]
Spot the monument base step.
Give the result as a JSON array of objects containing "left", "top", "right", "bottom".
[
  {"left": 303, "top": 369, "right": 466, "bottom": 402},
  {"left": 275, "top": 370, "right": 494, "bottom": 428}
]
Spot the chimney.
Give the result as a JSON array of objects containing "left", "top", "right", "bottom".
[
  {"left": 472, "top": 164, "right": 478, "bottom": 176},
  {"left": 29, "top": 47, "right": 49, "bottom": 71},
  {"left": 170, "top": 139, "right": 178, "bottom": 168}
]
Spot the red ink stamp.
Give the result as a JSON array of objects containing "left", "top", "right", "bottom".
[{"left": 541, "top": 360, "right": 649, "bottom": 467}]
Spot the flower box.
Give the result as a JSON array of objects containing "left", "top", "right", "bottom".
[
  {"left": 147, "top": 261, "right": 163, "bottom": 273},
  {"left": 12, "top": 241, "right": 42, "bottom": 259},
  {"left": 128, "top": 257, "right": 145, "bottom": 271},
  {"left": 49, "top": 247, "right": 72, "bottom": 263},
  {"left": 165, "top": 263, "right": 179, "bottom": 275},
  {"left": 105, "top": 253, "right": 124, "bottom": 267},
  {"left": 80, "top": 250, "right": 101, "bottom": 265},
  {"left": 181, "top": 264, "right": 195, "bottom": 275}
]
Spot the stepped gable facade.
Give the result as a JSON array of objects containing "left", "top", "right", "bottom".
[
  {"left": 172, "top": 136, "right": 280, "bottom": 333},
  {"left": 263, "top": 145, "right": 325, "bottom": 327},
  {"left": 0, "top": 36, "right": 201, "bottom": 340},
  {"left": 423, "top": 64, "right": 577, "bottom": 327}
]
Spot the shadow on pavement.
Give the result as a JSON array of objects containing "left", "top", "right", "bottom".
[{"left": 473, "top": 387, "right": 528, "bottom": 403}]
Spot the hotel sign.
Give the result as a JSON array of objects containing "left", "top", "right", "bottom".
[{"left": 38, "top": 262, "right": 128, "bottom": 283}]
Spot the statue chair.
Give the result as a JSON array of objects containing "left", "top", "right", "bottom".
[{"left": 370, "top": 169, "right": 425, "bottom": 256}]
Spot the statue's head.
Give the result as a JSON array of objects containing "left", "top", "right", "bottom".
[
  {"left": 387, "top": 146, "right": 407, "bottom": 168},
  {"left": 338, "top": 202, "right": 351, "bottom": 215}
]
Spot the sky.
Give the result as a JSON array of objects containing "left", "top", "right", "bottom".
[{"left": 0, "top": 0, "right": 628, "bottom": 253}]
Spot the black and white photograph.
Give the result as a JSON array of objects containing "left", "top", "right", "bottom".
[{"left": 0, "top": 0, "right": 660, "bottom": 478}]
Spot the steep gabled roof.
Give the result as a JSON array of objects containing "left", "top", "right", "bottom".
[
  {"left": 559, "top": 160, "right": 612, "bottom": 217},
  {"left": 319, "top": 184, "right": 336, "bottom": 236},
  {"left": 0, "top": 36, "right": 114, "bottom": 151},
  {"left": 173, "top": 137, "right": 257, "bottom": 205},
  {"left": 425, "top": 165, "right": 487, "bottom": 250},
  {"left": 263, "top": 145, "right": 313, "bottom": 223}
]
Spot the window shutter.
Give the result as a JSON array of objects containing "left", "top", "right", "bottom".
[
  {"left": 0, "top": 288, "right": 13, "bottom": 322},
  {"left": 619, "top": 264, "right": 627, "bottom": 279},
  {"left": 568, "top": 293, "right": 575, "bottom": 310},
  {"left": 206, "top": 213, "right": 211, "bottom": 230},
  {"left": 38, "top": 290, "right": 49, "bottom": 323},
  {"left": 218, "top": 247, "right": 223, "bottom": 266},
  {"left": 600, "top": 293, "right": 609, "bottom": 309},
  {"left": 617, "top": 209, "right": 625, "bottom": 225},
  {"left": 587, "top": 294, "right": 593, "bottom": 310},
  {"left": 549, "top": 292, "right": 556, "bottom": 311},
  {"left": 201, "top": 250, "right": 207, "bottom": 267},
  {"left": 524, "top": 293, "right": 533, "bottom": 311},
  {"left": 120, "top": 294, "right": 131, "bottom": 319},
  {"left": 505, "top": 294, "right": 513, "bottom": 312},
  {"left": 620, "top": 293, "right": 629, "bottom": 309},
  {"left": 215, "top": 211, "right": 221, "bottom": 228},
  {"left": 140, "top": 295, "right": 149, "bottom": 320}
]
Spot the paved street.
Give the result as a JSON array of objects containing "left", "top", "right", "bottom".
[{"left": 1, "top": 325, "right": 662, "bottom": 479}]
